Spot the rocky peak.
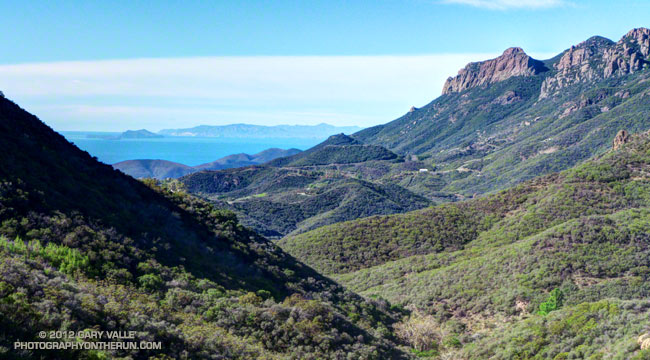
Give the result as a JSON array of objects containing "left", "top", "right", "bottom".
[
  {"left": 554, "top": 36, "right": 614, "bottom": 72},
  {"left": 502, "top": 47, "right": 525, "bottom": 56},
  {"left": 621, "top": 28, "right": 650, "bottom": 55},
  {"left": 442, "top": 47, "right": 548, "bottom": 95},
  {"left": 603, "top": 27, "right": 650, "bottom": 77},
  {"left": 613, "top": 130, "right": 631, "bottom": 150},
  {"left": 541, "top": 28, "right": 650, "bottom": 99}
]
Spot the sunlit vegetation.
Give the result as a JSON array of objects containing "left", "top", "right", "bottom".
[
  {"left": 282, "top": 132, "right": 650, "bottom": 359},
  {"left": 356, "top": 57, "right": 650, "bottom": 198},
  {"left": 4, "top": 30, "right": 650, "bottom": 359},
  {"left": 0, "top": 236, "right": 91, "bottom": 276},
  {"left": 538, "top": 289, "right": 564, "bottom": 316},
  {"left": 179, "top": 153, "right": 431, "bottom": 238}
]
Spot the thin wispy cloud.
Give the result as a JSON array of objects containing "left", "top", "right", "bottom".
[
  {"left": 0, "top": 53, "right": 553, "bottom": 131},
  {"left": 441, "top": 0, "right": 568, "bottom": 10}
]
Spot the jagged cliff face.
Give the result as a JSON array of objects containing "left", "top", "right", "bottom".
[
  {"left": 441, "top": 28, "right": 650, "bottom": 99},
  {"left": 442, "top": 47, "right": 548, "bottom": 94},
  {"left": 541, "top": 28, "right": 650, "bottom": 98},
  {"left": 604, "top": 27, "right": 650, "bottom": 76}
]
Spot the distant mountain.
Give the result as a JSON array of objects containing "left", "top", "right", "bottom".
[
  {"left": 158, "top": 123, "right": 363, "bottom": 138},
  {"left": 354, "top": 28, "right": 650, "bottom": 197},
  {"left": 194, "top": 147, "right": 302, "bottom": 170},
  {"left": 113, "top": 148, "right": 302, "bottom": 179},
  {"left": 176, "top": 28, "right": 650, "bottom": 241},
  {"left": 87, "top": 128, "right": 163, "bottom": 139},
  {"left": 179, "top": 134, "right": 429, "bottom": 238}
]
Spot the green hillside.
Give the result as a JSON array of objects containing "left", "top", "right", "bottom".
[
  {"left": 179, "top": 135, "right": 429, "bottom": 238},
  {"left": 267, "top": 133, "right": 398, "bottom": 167},
  {"left": 279, "top": 131, "right": 650, "bottom": 359},
  {"left": 0, "top": 96, "right": 409, "bottom": 359},
  {"left": 354, "top": 30, "right": 650, "bottom": 197},
  {"left": 176, "top": 30, "right": 650, "bottom": 242}
]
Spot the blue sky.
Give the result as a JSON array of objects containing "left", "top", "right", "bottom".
[{"left": 0, "top": 0, "right": 648, "bottom": 131}]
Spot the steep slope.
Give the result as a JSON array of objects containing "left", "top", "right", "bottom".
[
  {"left": 0, "top": 96, "right": 408, "bottom": 359},
  {"left": 114, "top": 148, "right": 301, "bottom": 179},
  {"left": 179, "top": 134, "right": 429, "bottom": 238},
  {"left": 354, "top": 28, "right": 650, "bottom": 197},
  {"left": 279, "top": 130, "right": 650, "bottom": 358}
]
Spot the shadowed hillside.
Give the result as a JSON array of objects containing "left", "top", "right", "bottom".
[{"left": 0, "top": 96, "right": 409, "bottom": 359}]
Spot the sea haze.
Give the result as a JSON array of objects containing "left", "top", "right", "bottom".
[{"left": 62, "top": 132, "right": 320, "bottom": 166}]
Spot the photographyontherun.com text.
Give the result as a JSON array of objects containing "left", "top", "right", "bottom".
[{"left": 14, "top": 330, "right": 161, "bottom": 351}]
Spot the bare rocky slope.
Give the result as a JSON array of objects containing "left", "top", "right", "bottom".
[{"left": 442, "top": 46, "right": 549, "bottom": 94}]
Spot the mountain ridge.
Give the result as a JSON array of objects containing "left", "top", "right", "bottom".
[
  {"left": 178, "top": 135, "right": 428, "bottom": 238},
  {"left": 442, "top": 47, "right": 549, "bottom": 94},
  {"left": 159, "top": 123, "right": 363, "bottom": 138},
  {"left": 113, "top": 147, "right": 302, "bottom": 179},
  {"left": 353, "top": 27, "right": 650, "bottom": 199}
]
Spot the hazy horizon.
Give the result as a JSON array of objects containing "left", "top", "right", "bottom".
[
  {"left": 61, "top": 122, "right": 366, "bottom": 134},
  {"left": 0, "top": 0, "right": 647, "bottom": 131}
]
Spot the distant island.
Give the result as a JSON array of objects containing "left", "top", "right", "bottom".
[
  {"left": 158, "top": 123, "right": 363, "bottom": 138},
  {"left": 120, "top": 129, "right": 163, "bottom": 139},
  {"left": 87, "top": 129, "right": 163, "bottom": 140}
]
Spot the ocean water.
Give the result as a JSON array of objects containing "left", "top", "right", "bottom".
[{"left": 61, "top": 132, "right": 321, "bottom": 166}]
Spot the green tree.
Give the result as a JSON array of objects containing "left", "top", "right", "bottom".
[{"left": 538, "top": 288, "right": 564, "bottom": 316}]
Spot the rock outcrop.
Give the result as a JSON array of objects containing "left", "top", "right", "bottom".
[
  {"left": 540, "top": 29, "right": 650, "bottom": 98},
  {"left": 613, "top": 130, "right": 630, "bottom": 150},
  {"left": 539, "top": 36, "right": 613, "bottom": 98},
  {"left": 442, "top": 28, "right": 650, "bottom": 98},
  {"left": 442, "top": 47, "right": 548, "bottom": 94},
  {"left": 603, "top": 27, "right": 650, "bottom": 77},
  {"left": 638, "top": 333, "right": 650, "bottom": 350}
]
